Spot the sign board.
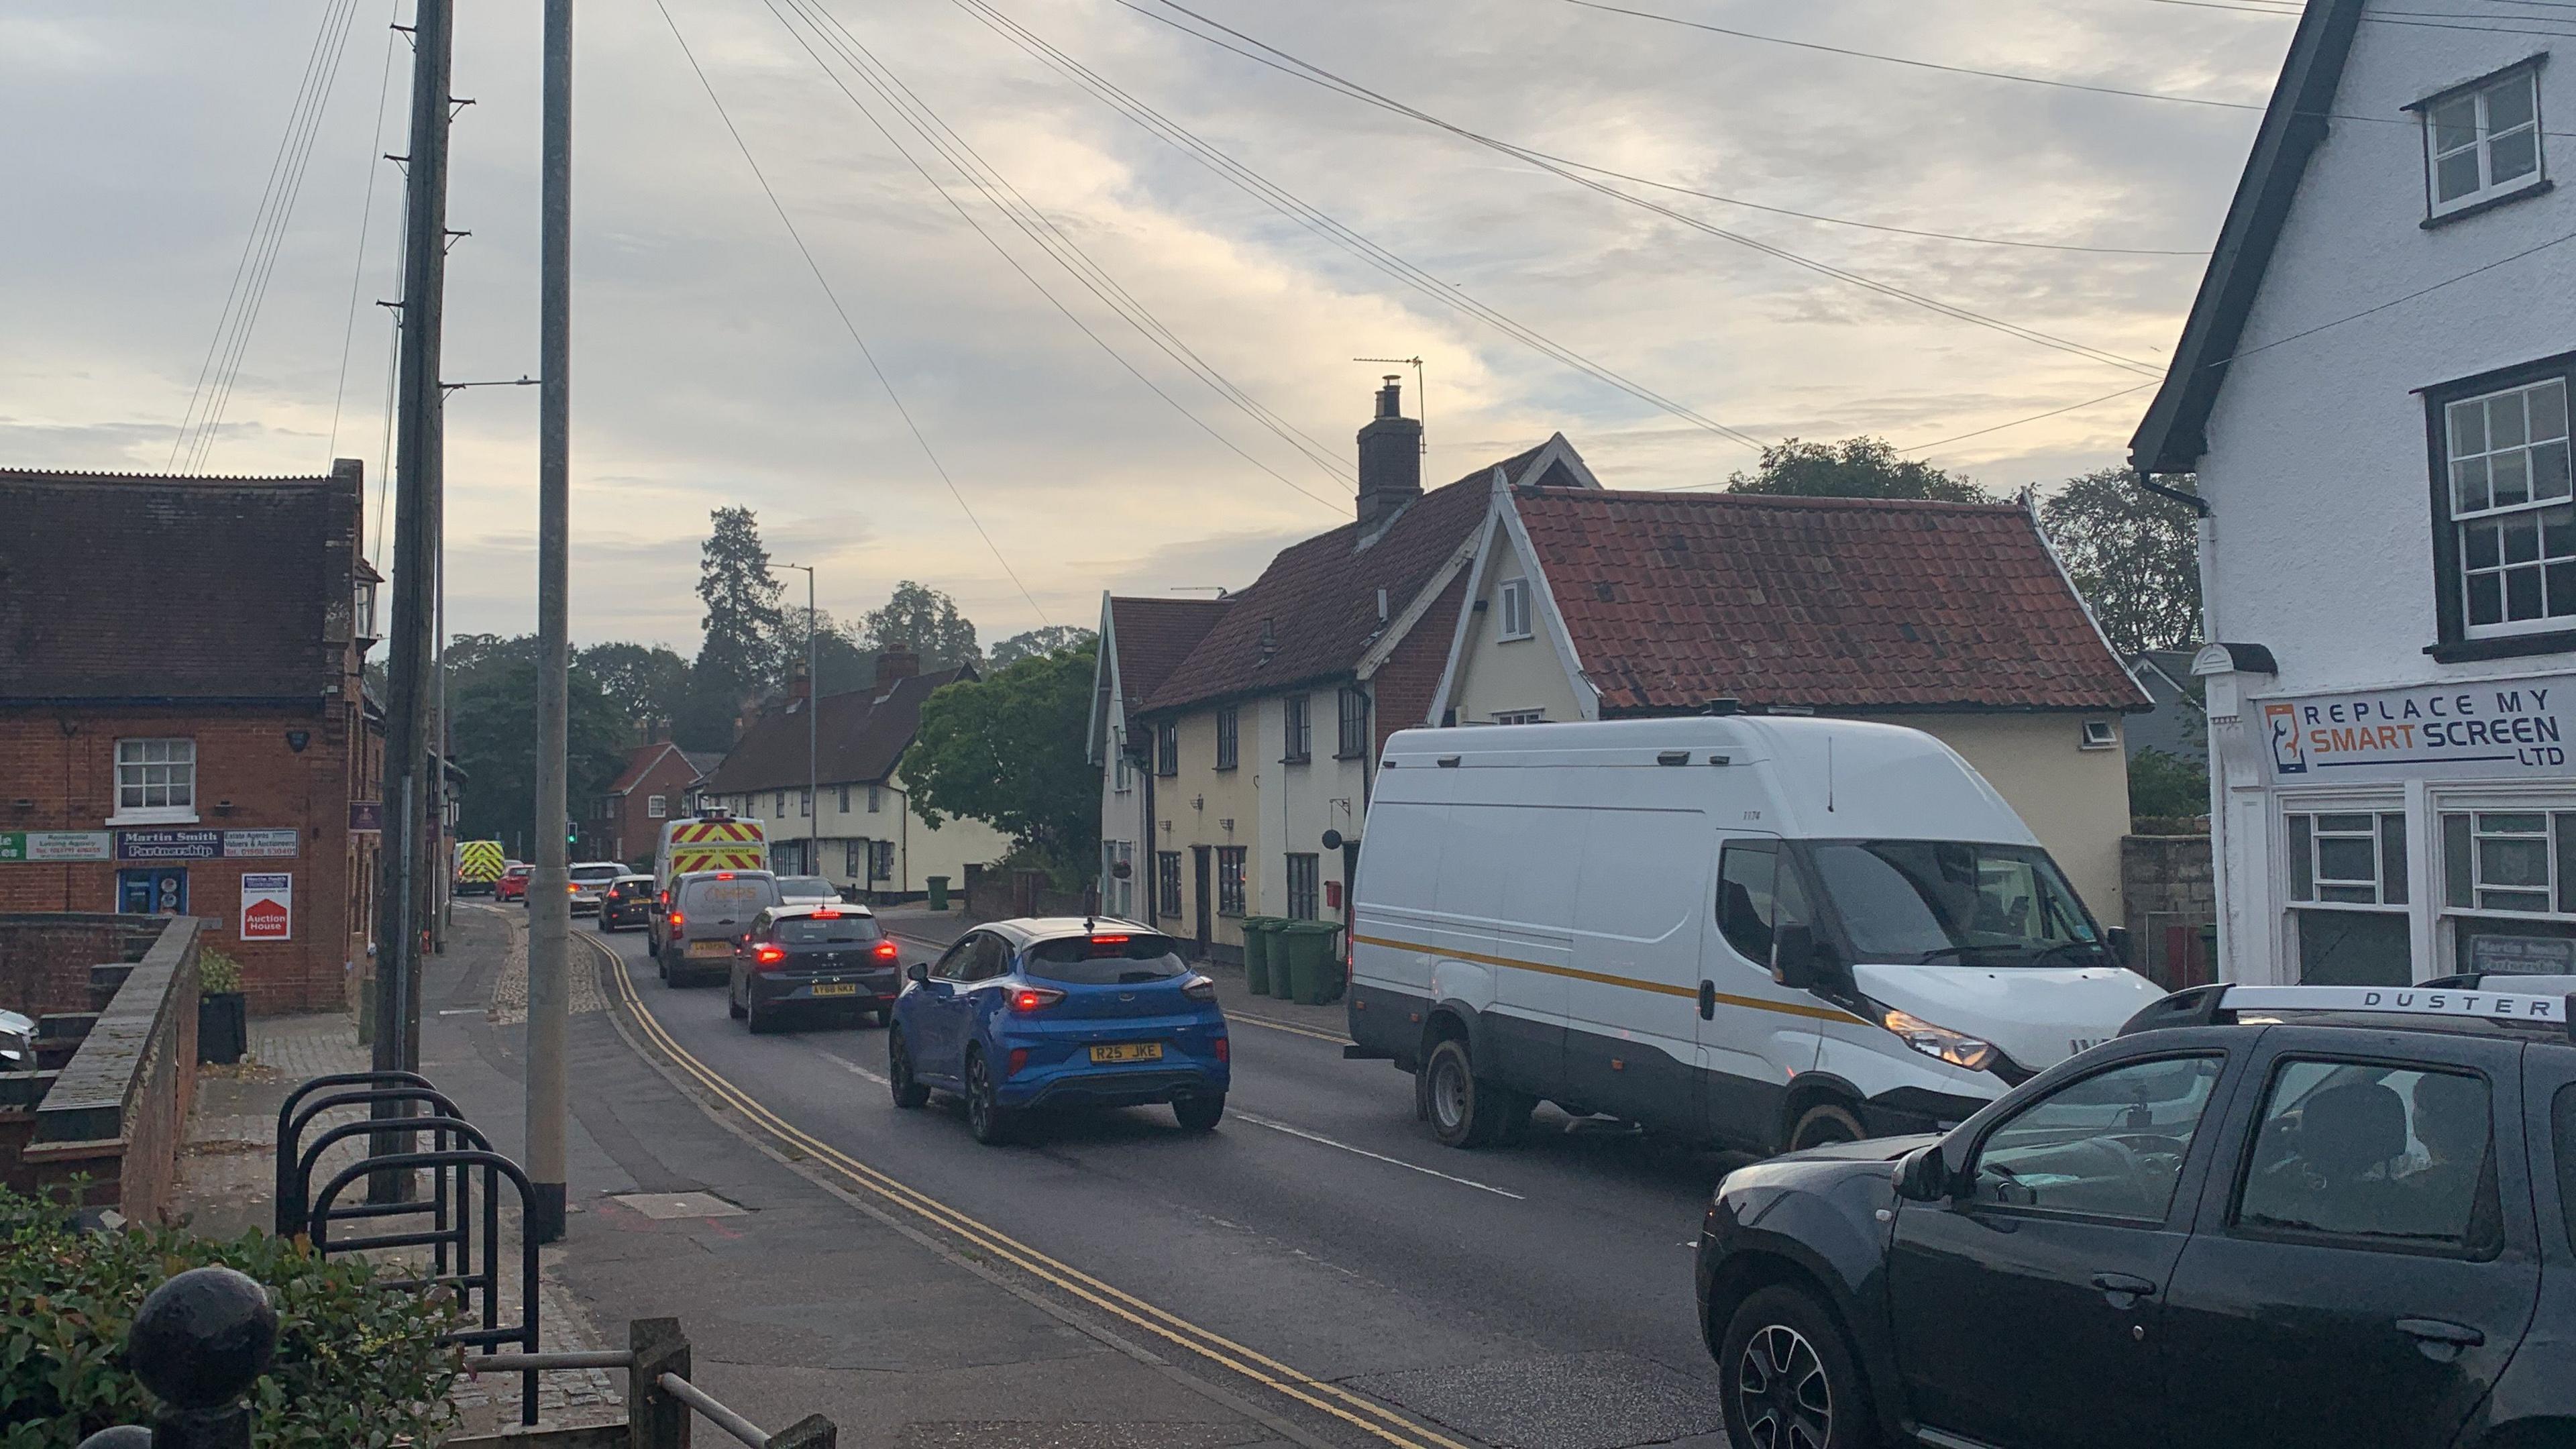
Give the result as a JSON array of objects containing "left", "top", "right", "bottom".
[
  {"left": 2468, "top": 933, "right": 2576, "bottom": 975},
  {"left": 117, "top": 829, "right": 223, "bottom": 861},
  {"left": 0, "top": 831, "right": 113, "bottom": 863},
  {"left": 239, "top": 873, "right": 292, "bottom": 941},
  {"left": 2263, "top": 673, "right": 2576, "bottom": 783},
  {"left": 222, "top": 828, "right": 301, "bottom": 859},
  {"left": 349, "top": 800, "right": 383, "bottom": 833}
]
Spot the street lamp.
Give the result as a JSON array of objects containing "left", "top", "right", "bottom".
[{"left": 779, "top": 561, "right": 819, "bottom": 880}]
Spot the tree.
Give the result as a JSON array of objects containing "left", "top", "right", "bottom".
[
  {"left": 902, "top": 639, "right": 1099, "bottom": 876},
  {"left": 1726, "top": 437, "right": 1992, "bottom": 503},
  {"left": 2041, "top": 468, "right": 2202, "bottom": 655},
  {"left": 576, "top": 641, "right": 690, "bottom": 739},
  {"left": 2129, "top": 747, "right": 2210, "bottom": 822},
  {"left": 678, "top": 508, "right": 786, "bottom": 749},
  {"left": 859, "top": 580, "right": 981, "bottom": 672},
  {"left": 449, "top": 659, "right": 629, "bottom": 857},
  {"left": 990, "top": 625, "right": 1096, "bottom": 667}
]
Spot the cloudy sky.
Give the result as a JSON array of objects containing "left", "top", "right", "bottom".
[{"left": 3, "top": 0, "right": 2305, "bottom": 651}]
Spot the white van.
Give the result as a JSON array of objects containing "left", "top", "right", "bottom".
[{"left": 1346, "top": 717, "right": 2165, "bottom": 1154}]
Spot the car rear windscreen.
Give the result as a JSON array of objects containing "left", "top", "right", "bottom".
[
  {"left": 778, "top": 915, "right": 883, "bottom": 945},
  {"left": 570, "top": 865, "right": 623, "bottom": 882},
  {"left": 679, "top": 877, "right": 778, "bottom": 916},
  {"left": 1025, "top": 934, "right": 1191, "bottom": 985},
  {"left": 776, "top": 877, "right": 836, "bottom": 897}
]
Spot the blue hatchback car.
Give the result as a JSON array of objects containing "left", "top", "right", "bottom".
[{"left": 887, "top": 918, "right": 1229, "bottom": 1144}]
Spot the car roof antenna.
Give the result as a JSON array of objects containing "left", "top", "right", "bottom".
[{"left": 1083, "top": 915, "right": 1095, "bottom": 932}]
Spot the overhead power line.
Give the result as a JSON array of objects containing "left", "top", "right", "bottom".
[
  {"left": 651, "top": 0, "right": 1049, "bottom": 625},
  {"left": 2143, "top": 0, "right": 2576, "bottom": 35},
  {"left": 968, "top": 0, "right": 1771, "bottom": 447},
  {"left": 1132, "top": 0, "right": 2166, "bottom": 377},
  {"left": 329, "top": 1, "right": 406, "bottom": 461}
]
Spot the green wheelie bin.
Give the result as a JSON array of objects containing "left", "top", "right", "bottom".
[
  {"left": 1238, "top": 916, "right": 1281, "bottom": 996},
  {"left": 1278, "top": 920, "right": 1344, "bottom": 1006}
]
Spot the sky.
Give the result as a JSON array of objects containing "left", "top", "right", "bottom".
[{"left": 0, "top": 0, "right": 2310, "bottom": 653}]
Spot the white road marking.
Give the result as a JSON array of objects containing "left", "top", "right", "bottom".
[
  {"left": 1232, "top": 1112, "right": 1525, "bottom": 1200},
  {"left": 818, "top": 1049, "right": 891, "bottom": 1086}
]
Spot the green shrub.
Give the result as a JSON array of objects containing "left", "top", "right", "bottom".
[
  {"left": 196, "top": 949, "right": 243, "bottom": 995},
  {"left": 0, "top": 1187, "right": 460, "bottom": 1448},
  {"left": 2127, "top": 747, "right": 2210, "bottom": 822}
]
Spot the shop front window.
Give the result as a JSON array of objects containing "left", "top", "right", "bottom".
[
  {"left": 2440, "top": 808, "right": 2576, "bottom": 975},
  {"left": 2286, "top": 809, "right": 2412, "bottom": 986}
]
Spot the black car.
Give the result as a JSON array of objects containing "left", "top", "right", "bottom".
[
  {"left": 600, "top": 874, "right": 656, "bottom": 931},
  {"left": 1696, "top": 982, "right": 2576, "bottom": 1449},
  {"left": 727, "top": 902, "right": 902, "bottom": 1033}
]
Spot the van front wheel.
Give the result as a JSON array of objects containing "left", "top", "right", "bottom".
[
  {"left": 1788, "top": 1099, "right": 1866, "bottom": 1153},
  {"left": 1424, "top": 1038, "right": 1521, "bottom": 1149}
]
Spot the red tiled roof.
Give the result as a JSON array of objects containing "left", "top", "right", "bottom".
[
  {"left": 700, "top": 666, "right": 975, "bottom": 794},
  {"left": 1513, "top": 488, "right": 2147, "bottom": 714},
  {"left": 1106, "top": 598, "right": 1227, "bottom": 713},
  {"left": 1143, "top": 443, "right": 1563, "bottom": 712},
  {"left": 608, "top": 742, "right": 699, "bottom": 796}
]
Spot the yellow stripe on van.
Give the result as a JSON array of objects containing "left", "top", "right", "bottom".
[{"left": 1348, "top": 932, "right": 1864, "bottom": 1025}]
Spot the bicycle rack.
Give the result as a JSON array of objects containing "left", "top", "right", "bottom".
[
  {"left": 312, "top": 1147, "right": 544, "bottom": 1426},
  {"left": 272, "top": 1070, "right": 439, "bottom": 1234}
]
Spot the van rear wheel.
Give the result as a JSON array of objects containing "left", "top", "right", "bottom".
[
  {"left": 1788, "top": 1100, "right": 1866, "bottom": 1153},
  {"left": 1424, "top": 1038, "right": 1521, "bottom": 1149}
]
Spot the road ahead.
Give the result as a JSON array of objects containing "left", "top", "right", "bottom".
[{"left": 581, "top": 918, "right": 1744, "bottom": 1449}]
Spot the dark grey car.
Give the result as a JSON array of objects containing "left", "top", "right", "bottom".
[{"left": 727, "top": 904, "right": 903, "bottom": 1033}]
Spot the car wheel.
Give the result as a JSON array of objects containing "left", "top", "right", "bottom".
[
  {"left": 888, "top": 1029, "right": 930, "bottom": 1109},
  {"left": 1788, "top": 1101, "right": 1867, "bottom": 1153},
  {"left": 727, "top": 975, "right": 747, "bottom": 1020},
  {"left": 1173, "top": 1091, "right": 1226, "bottom": 1132},
  {"left": 745, "top": 991, "right": 777, "bottom": 1035},
  {"left": 1719, "top": 1285, "right": 1874, "bottom": 1449},
  {"left": 1423, "top": 1038, "right": 1511, "bottom": 1149},
  {"left": 871, "top": 1008, "right": 893, "bottom": 1030},
  {"left": 965, "top": 1050, "right": 1015, "bottom": 1145}
]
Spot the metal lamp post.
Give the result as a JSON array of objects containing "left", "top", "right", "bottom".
[{"left": 780, "top": 562, "right": 818, "bottom": 878}]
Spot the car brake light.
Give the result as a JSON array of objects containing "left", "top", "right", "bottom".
[
  {"left": 1086, "top": 934, "right": 1132, "bottom": 957},
  {"left": 1212, "top": 1036, "right": 1228, "bottom": 1063},
  {"left": 668, "top": 912, "right": 684, "bottom": 928},
  {"left": 873, "top": 941, "right": 900, "bottom": 960},
  {"left": 1181, "top": 974, "right": 1217, "bottom": 1003},
  {"left": 812, "top": 909, "right": 840, "bottom": 918},
  {"left": 754, "top": 944, "right": 785, "bottom": 967},
  {"left": 716, "top": 871, "right": 735, "bottom": 879},
  {"left": 1011, "top": 987, "right": 1065, "bottom": 1014},
  {"left": 1008, "top": 1047, "right": 1030, "bottom": 1076}
]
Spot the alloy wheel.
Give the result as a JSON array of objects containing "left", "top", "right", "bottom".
[
  {"left": 967, "top": 1056, "right": 994, "bottom": 1136},
  {"left": 1737, "top": 1323, "right": 1833, "bottom": 1449},
  {"left": 1430, "top": 1055, "right": 1468, "bottom": 1134}
]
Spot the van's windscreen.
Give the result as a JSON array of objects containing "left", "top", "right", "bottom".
[
  {"left": 1805, "top": 841, "right": 2101, "bottom": 967},
  {"left": 1025, "top": 936, "right": 1190, "bottom": 985}
]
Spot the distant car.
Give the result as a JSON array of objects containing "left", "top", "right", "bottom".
[
  {"left": 0, "top": 1009, "right": 34, "bottom": 1071},
  {"left": 659, "top": 870, "right": 782, "bottom": 986},
  {"left": 566, "top": 861, "right": 623, "bottom": 914},
  {"left": 1695, "top": 982, "right": 2576, "bottom": 1449},
  {"left": 774, "top": 875, "right": 842, "bottom": 908},
  {"left": 887, "top": 918, "right": 1228, "bottom": 1144},
  {"left": 600, "top": 873, "right": 657, "bottom": 931},
  {"left": 727, "top": 902, "right": 902, "bottom": 1032},
  {"left": 496, "top": 863, "right": 533, "bottom": 904}
]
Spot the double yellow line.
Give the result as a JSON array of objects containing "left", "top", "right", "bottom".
[{"left": 590, "top": 936, "right": 1466, "bottom": 1449}]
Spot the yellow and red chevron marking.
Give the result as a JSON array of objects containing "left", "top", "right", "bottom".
[
  {"left": 670, "top": 847, "right": 765, "bottom": 871},
  {"left": 668, "top": 818, "right": 759, "bottom": 845}
]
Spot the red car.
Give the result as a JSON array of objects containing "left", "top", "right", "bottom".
[{"left": 494, "top": 863, "right": 532, "bottom": 903}]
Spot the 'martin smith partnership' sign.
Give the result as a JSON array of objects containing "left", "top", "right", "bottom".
[{"left": 2264, "top": 674, "right": 2576, "bottom": 783}]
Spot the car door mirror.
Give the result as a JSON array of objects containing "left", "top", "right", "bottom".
[
  {"left": 906, "top": 961, "right": 929, "bottom": 984},
  {"left": 1894, "top": 1144, "right": 1957, "bottom": 1202},
  {"left": 1772, "top": 924, "right": 1825, "bottom": 990},
  {"left": 2106, "top": 926, "right": 2132, "bottom": 967}
]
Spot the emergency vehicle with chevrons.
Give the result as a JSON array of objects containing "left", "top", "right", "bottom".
[{"left": 649, "top": 808, "right": 769, "bottom": 949}]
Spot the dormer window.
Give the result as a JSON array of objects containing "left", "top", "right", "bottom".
[{"left": 2416, "top": 61, "right": 2547, "bottom": 223}]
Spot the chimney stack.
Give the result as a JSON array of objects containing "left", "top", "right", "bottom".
[
  {"left": 1356, "top": 376, "right": 1423, "bottom": 530},
  {"left": 876, "top": 646, "right": 920, "bottom": 683},
  {"left": 790, "top": 664, "right": 812, "bottom": 703}
]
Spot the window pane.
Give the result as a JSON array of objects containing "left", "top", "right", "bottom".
[
  {"left": 2382, "top": 813, "right": 2410, "bottom": 905},
  {"left": 2432, "top": 96, "right": 2479, "bottom": 154},
  {"left": 2548, "top": 562, "right": 2576, "bottom": 619},
  {"left": 2451, "top": 396, "right": 2489, "bottom": 455},
  {"left": 2494, "top": 393, "right": 2530, "bottom": 449},
  {"left": 2535, "top": 381, "right": 2570, "bottom": 442},
  {"left": 1970, "top": 1056, "right": 2224, "bottom": 1220},
  {"left": 2439, "top": 148, "right": 2483, "bottom": 201},
  {"left": 2492, "top": 129, "right": 2539, "bottom": 184},
  {"left": 2480, "top": 811, "right": 2546, "bottom": 833},
  {"left": 2290, "top": 814, "right": 2315, "bottom": 901},
  {"left": 2484, "top": 835, "right": 2551, "bottom": 887},
  {"left": 2483, "top": 889, "right": 2553, "bottom": 912},
  {"left": 2237, "top": 1061, "right": 2493, "bottom": 1249},
  {"left": 2455, "top": 457, "right": 2492, "bottom": 515},
  {"left": 2296, "top": 910, "right": 2413, "bottom": 985},
  {"left": 2315, "top": 812, "right": 2374, "bottom": 833},
  {"left": 2445, "top": 813, "right": 2475, "bottom": 907},
  {"left": 2537, "top": 443, "right": 2573, "bottom": 504},
  {"left": 2510, "top": 565, "right": 2547, "bottom": 620},
  {"left": 2320, "top": 885, "right": 2381, "bottom": 904},
  {"left": 2488, "top": 75, "right": 2536, "bottom": 132},
  {"left": 2467, "top": 521, "right": 2502, "bottom": 570},
  {"left": 2318, "top": 837, "right": 2377, "bottom": 883},
  {"left": 2496, "top": 452, "right": 2533, "bottom": 511},
  {"left": 2559, "top": 814, "right": 2576, "bottom": 913},
  {"left": 2469, "top": 572, "right": 2504, "bottom": 625},
  {"left": 1717, "top": 841, "right": 1780, "bottom": 964}
]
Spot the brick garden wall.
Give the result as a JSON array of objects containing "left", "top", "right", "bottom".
[
  {"left": 2122, "top": 833, "right": 2217, "bottom": 989},
  {"left": 0, "top": 913, "right": 159, "bottom": 1018}
]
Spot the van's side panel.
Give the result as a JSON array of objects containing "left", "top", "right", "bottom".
[
  {"left": 1348, "top": 786, "right": 1443, "bottom": 1065},
  {"left": 1554, "top": 788, "right": 1711, "bottom": 1133}
]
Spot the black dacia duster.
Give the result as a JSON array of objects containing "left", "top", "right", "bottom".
[{"left": 1695, "top": 981, "right": 2576, "bottom": 1449}]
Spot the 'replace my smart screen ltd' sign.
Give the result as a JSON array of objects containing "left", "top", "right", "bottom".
[{"left": 2263, "top": 674, "right": 2576, "bottom": 783}]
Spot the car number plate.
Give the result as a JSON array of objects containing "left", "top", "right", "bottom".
[
  {"left": 810, "top": 982, "right": 858, "bottom": 997},
  {"left": 688, "top": 941, "right": 732, "bottom": 958},
  {"left": 1089, "top": 1042, "right": 1163, "bottom": 1064}
]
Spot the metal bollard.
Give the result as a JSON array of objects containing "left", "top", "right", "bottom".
[{"left": 122, "top": 1266, "right": 277, "bottom": 1449}]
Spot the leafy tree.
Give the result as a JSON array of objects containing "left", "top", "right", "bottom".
[
  {"left": 991, "top": 625, "right": 1097, "bottom": 667},
  {"left": 443, "top": 632, "right": 541, "bottom": 697},
  {"left": 677, "top": 508, "right": 786, "bottom": 748},
  {"left": 449, "top": 659, "right": 629, "bottom": 856},
  {"left": 576, "top": 641, "right": 691, "bottom": 739},
  {"left": 902, "top": 640, "right": 1098, "bottom": 874},
  {"left": 2129, "top": 747, "right": 2210, "bottom": 822},
  {"left": 2041, "top": 468, "right": 2203, "bottom": 657},
  {"left": 1726, "top": 436, "right": 1992, "bottom": 503},
  {"left": 860, "top": 580, "right": 981, "bottom": 671}
]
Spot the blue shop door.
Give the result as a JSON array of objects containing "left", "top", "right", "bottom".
[{"left": 117, "top": 867, "right": 189, "bottom": 915}]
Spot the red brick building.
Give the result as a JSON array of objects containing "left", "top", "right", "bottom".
[
  {"left": 590, "top": 738, "right": 717, "bottom": 866},
  {"left": 0, "top": 462, "right": 384, "bottom": 1015}
]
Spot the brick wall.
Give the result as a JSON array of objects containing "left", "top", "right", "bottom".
[
  {"left": 2122, "top": 833, "right": 2217, "bottom": 989},
  {"left": 0, "top": 914, "right": 157, "bottom": 1018},
  {"left": 0, "top": 704, "right": 373, "bottom": 1014},
  {"left": 13, "top": 915, "right": 199, "bottom": 1221}
]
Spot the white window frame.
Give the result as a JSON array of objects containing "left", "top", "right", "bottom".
[
  {"left": 1496, "top": 576, "right": 1534, "bottom": 642},
  {"left": 111, "top": 738, "right": 198, "bottom": 824},
  {"left": 868, "top": 783, "right": 882, "bottom": 814},
  {"left": 647, "top": 794, "right": 667, "bottom": 819},
  {"left": 2080, "top": 719, "right": 2118, "bottom": 750},
  {"left": 1493, "top": 708, "right": 1545, "bottom": 727},
  {"left": 2445, "top": 376, "right": 2575, "bottom": 639},
  {"left": 2419, "top": 64, "right": 2546, "bottom": 220}
]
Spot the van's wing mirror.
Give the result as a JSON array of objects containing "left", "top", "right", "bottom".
[
  {"left": 1894, "top": 1144, "right": 1955, "bottom": 1202},
  {"left": 1772, "top": 924, "right": 1825, "bottom": 990},
  {"left": 2106, "top": 926, "right": 2132, "bottom": 967},
  {"left": 906, "top": 961, "right": 930, "bottom": 984}
]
